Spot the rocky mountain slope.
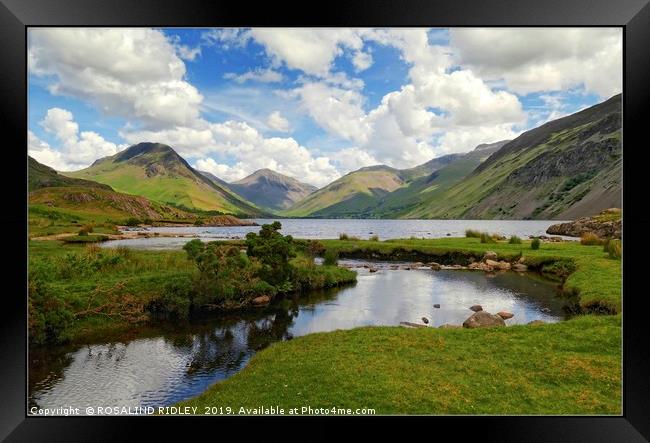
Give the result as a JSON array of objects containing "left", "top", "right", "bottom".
[
  {"left": 228, "top": 169, "right": 317, "bottom": 211},
  {"left": 408, "top": 94, "right": 621, "bottom": 219}
]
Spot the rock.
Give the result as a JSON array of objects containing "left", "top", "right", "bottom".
[
  {"left": 402, "top": 266, "right": 411, "bottom": 270},
  {"left": 251, "top": 295, "right": 271, "bottom": 306},
  {"left": 485, "top": 259, "right": 500, "bottom": 268},
  {"left": 528, "top": 320, "right": 546, "bottom": 326},
  {"left": 389, "top": 265, "right": 399, "bottom": 270},
  {"left": 541, "top": 307, "right": 551, "bottom": 313},
  {"left": 433, "top": 304, "right": 440, "bottom": 308},
  {"left": 518, "top": 256, "right": 526, "bottom": 264},
  {"left": 438, "top": 324, "right": 461, "bottom": 329},
  {"left": 484, "top": 251, "right": 498, "bottom": 261},
  {"left": 497, "top": 311, "right": 514, "bottom": 320},
  {"left": 469, "top": 262, "right": 493, "bottom": 272},
  {"left": 469, "top": 305, "right": 483, "bottom": 312},
  {"left": 446, "top": 233, "right": 451, "bottom": 236},
  {"left": 430, "top": 262, "right": 442, "bottom": 271},
  {"left": 512, "top": 263, "right": 528, "bottom": 272},
  {"left": 546, "top": 209, "right": 621, "bottom": 239},
  {"left": 422, "top": 317, "right": 429, "bottom": 324},
  {"left": 400, "top": 321, "right": 428, "bottom": 328},
  {"left": 497, "top": 261, "right": 511, "bottom": 270},
  {"left": 463, "top": 311, "right": 506, "bottom": 328},
  {"left": 369, "top": 268, "right": 378, "bottom": 273}
]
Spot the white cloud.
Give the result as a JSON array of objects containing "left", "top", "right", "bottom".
[
  {"left": 292, "top": 82, "right": 371, "bottom": 145},
  {"left": 332, "top": 147, "right": 380, "bottom": 174},
  {"left": 266, "top": 111, "right": 290, "bottom": 132},
  {"left": 29, "top": 28, "right": 203, "bottom": 128},
  {"left": 33, "top": 108, "right": 122, "bottom": 170},
  {"left": 224, "top": 67, "right": 284, "bottom": 84},
  {"left": 449, "top": 28, "right": 622, "bottom": 97}
]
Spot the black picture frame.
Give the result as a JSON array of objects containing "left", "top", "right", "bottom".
[{"left": 2, "top": 0, "right": 649, "bottom": 440}]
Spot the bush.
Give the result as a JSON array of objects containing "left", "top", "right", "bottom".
[
  {"left": 480, "top": 232, "right": 496, "bottom": 244},
  {"left": 581, "top": 232, "right": 603, "bottom": 246},
  {"left": 124, "top": 217, "right": 141, "bottom": 227},
  {"left": 339, "top": 233, "right": 349, "bottom": 240},
  {"left": 531, "top": 238, "right": 541, "bottom": 250},
  {"left": 245, "top": 222, "right": 296, "bottom": 287},
  {"left": 606, "top": 239, "right": 621, "bottom": 259},
  {"left": 508, "top": 235, "right": 522, "bottom": 244},
  {"left": 78, "top": 229, "right": 88, "bottom": 236},
  {"left": 323, "top": 249, "right": 339, "bottom": 266},
  {"left": 465, "top": 229, "right": 481, "bottom": 238},
  {"left": 78, "top": 224, "right": 94, "bottom": 235},
  {"left": 147, "top": 275, "right": 194, "bottom": 319},
  {"left": 194, "top": 219, "right": 204, "bottom": 226},
  {"left": 369, "top": 234, "right": 379, "bottom": 242},
  {"left": 29, "top": 277, "right": 74, "bottom": 345}
]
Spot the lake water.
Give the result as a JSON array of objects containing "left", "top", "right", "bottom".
[
  {"left": 101, "top": 219, "right": 574, "bottom": 250},
  {"left": 29, "top": 263, "right": 566, "bottom": 413}
]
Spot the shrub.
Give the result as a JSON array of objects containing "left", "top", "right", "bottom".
[
  {"left": 480, "top": 232, "right": 496, "bottom": 244},
  {"left": 29, "top": 277, "right": 74, "bottom": 345},
  {"left": 508, "top": 235, "right": 522, "bottom": 244},
  {"left": 194, "top": 219, "right": 204, "bottom": 226},
  {"left": 323, "top": 249, "right": 339, "bottom": 266},
  {"left": 465, "top": 229, "right": 481, "bottom": 238},
  {"left": 602, "top": 238, "right": 611, "bottom": 252},
  {"left": 580, "top": 232, "right": 603, "bottom": 245},
  {"left": 339, "top": 233, "right": 349, "bottom": 240},
  {"left": 78, "top": 224, "right": 94, "bottom": 235},
  {"left": 124, "top": 217, "right": 141, "bottom": 227},
  {"left": 606, "top": 239, "right": 622, "bottom": 259},
  {"left": 369, "top": 234, "right": 379, "bottom": 242},
  {"left": 147, "top": 274, "right": 194, "bottom": 319},
  {"left": 531, "top": 238, "right": 541, "bottom": 250},
  {"left": 245, "top": 222, "right": 296, "bottom": 287},
  {"left": 78, "top": 229, "right": 89, "bottom": 236}
]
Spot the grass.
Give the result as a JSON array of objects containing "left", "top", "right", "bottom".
[
  {"left": 581, "top": 232, "right": 603, "bottom": 246},
  {"left": 62, "top": 234, "right": 109, "bottom": 243},
  {"left": 179, "top": 314, "right": 621, "bottom": 415}
]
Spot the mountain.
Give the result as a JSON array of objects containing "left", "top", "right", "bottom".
[
  {"left": 29, "top": 156, "right": 113, "bottom": 191},
  {"left": 403, "top": 94, "right": 621, "bottom": 219},
  {"left": 281, "top": 165, "right": 406, "bottom": 217},
  {"left": 28, "top": 156, "right": 251, "bottom": 236},
  {"left": 280, "top": 151, "right": 464, "bottom": 218},
  {"left": 65, "top": 142, "right": 264, "bottom": 216},
  {"left": 227, "top": 169, "right": 317, "bottom": 211},
  {"left": 281, "top": 147, "right": 505, "bottom": 218},
  {"left": 366, "top": 142, "right": 508, "bottom": 218}
]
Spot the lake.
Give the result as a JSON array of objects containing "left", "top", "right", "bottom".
[
  {"left": 101, "top": 219, "right": 574, "bottom": 250},
  {"left": 29, "top": 262, "right": 566, "bottom": 412}
]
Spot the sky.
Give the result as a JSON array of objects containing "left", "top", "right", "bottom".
[{"left": 27, "top": 27, "right": 622, "bottom": 187}]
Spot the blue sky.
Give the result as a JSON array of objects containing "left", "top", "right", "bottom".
[{"left": 28, "top": 27, "right": 622, "bottom": 186}]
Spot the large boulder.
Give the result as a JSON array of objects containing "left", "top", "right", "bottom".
[
  {"left": 546, "top": 209, "right": 621, "bottom": 239},
  {"left": 463, "top": 311, "right": 506, "bottom": 328}
]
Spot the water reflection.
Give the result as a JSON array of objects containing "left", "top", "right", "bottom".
[{"left": 29, "top": 267, "right": 566, "bottom": 412}]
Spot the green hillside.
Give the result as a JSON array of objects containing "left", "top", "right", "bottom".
[
  {"left": 29, "top": 156, "right": 113, "bottom": 191},
  {"left": 65, "top": 143, "right": 264, "bottom": 217},
  {"left": 402, "top": 94, "right": 621, "bottom": 219},
  {"left": 281, "top": 166, "right": 406, "bottom": 217}
]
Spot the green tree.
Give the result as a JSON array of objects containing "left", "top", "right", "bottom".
[{"left": 245, "top": 222, "right": 296, "bottom": 286}]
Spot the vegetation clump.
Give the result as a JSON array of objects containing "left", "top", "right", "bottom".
[
  {"left": 508, "top": 235, "right": 522, "bottom": 244},
  {"left": 605, "top": 239, "right": 621, "bottom": 259},
  {"left": 480, "top": 232, "right": 496, "bottom": 244},
  {"left": 531, "top": 238, "right": 541, "bottom": 250},
  {"left": 323, "top": 249, "right": 339, "bottom": 266},
  {"left": 581, "top": 232, "right": 603, "bottom": 245},
  {"left": 465, "top": 229, "right": 481, "bottom": 238}
]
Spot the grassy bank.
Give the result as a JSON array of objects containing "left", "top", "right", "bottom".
[
  {"left": 319, "top": 237, "right": 621, "bottom": 313},
  {"left": 179, "top": 314, "right": 621, "bottom": 414},
  {"left": 28, "top": 239, "right": 356, "bottom": 345}
]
